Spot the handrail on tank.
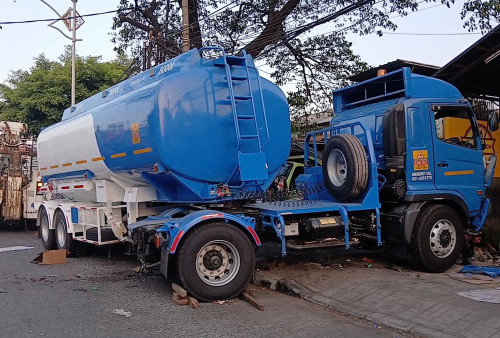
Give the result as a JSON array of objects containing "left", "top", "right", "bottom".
[
  {"left": 304, "top": 121, "right": 374, "bottom": 168},
  {"left": 199, "top": 46, "right": 270, "bottom": 152}
]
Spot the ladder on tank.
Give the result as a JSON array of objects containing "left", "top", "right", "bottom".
[{"left": 206, "top": 47, "right": 270, "bottom": 182}]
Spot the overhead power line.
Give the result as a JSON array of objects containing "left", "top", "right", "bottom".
[
  {"left": 381, "top": 32, "right": 482, "bottom": 35},
  {"left": 0, "top": 7, "right": 134, "bottom": 25}
]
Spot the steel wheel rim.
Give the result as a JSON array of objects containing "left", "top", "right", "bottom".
[
  {"left": 429, "top": 219, "right": 456, "bottom": 258},
  {"left": 327, "top": 149, "right": 347, "bottom": 186},
  {"left": 40, "top": 215, "right": 49, "bottom": 242},
  {"left": 196, "top": 240, "right": 240, "bottom": 287},
  {"left": 56, "top": 219, "right": 66, "bottom": 248}
]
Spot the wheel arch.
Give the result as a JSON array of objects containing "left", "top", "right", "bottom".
[
  {"left": 53, "top": 206, "right": 70, "bottom": 232},
  {"left": 403, "top": 197, "right": 469, "bottom": 244},
  {"left": 38, "top": 202, "right": 73, "bottom": 232},
  {"left": 165, "top": 211, "right": 261, "bottom": 254},
  {"left": 37, "top": 203, "right": 55, "bottom": 230}
]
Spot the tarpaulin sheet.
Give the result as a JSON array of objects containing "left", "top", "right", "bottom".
[{"left": 460, "top": 265, "right": 500, "bottom": 278}]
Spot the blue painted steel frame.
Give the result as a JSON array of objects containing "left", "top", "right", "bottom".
[
  {"left": 155, "top": 209, "right": 261, "bottom": 253},
  {"left": 256, "top": 121, "right": 382, "bottom": 256}
]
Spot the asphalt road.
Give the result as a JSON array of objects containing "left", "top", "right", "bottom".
[{"left": 0, "top": 226, "right": 400, "bottom": 338}]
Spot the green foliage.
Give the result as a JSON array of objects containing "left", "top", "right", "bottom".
[
  {"left": 0, "top": 52, "right": 129, "bottom": 134},
  {"left": 111, "top": 0, "right": 496, "bottom": 124},
  {"left": 461, "top": 0, "right": 500, "bottom": 32}
]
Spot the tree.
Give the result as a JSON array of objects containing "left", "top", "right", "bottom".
[
  {"left": 0, "top": 51, "right": 129, "bottom": 134},
  {"left": 111, "top": 0, "right": 498, "bottom": 123},
  {"left": 461, "top": 0, "right": 500, "bottom": 32}
]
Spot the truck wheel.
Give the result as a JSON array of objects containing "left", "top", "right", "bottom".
[
  {"left": 411, "top": 205, "right": 464, "bottom": 272},
  {"left": 39, "top": 208, "right": 55, "bottom": 250},
  {"left": 54, "top": 210, "right": 76, "bottom": 255},
  {"left": 176, "top": 222, "right": 255, "bottom": 302},
  {"left": 322, "top": 134, "right": 368, "bottom": 202}
]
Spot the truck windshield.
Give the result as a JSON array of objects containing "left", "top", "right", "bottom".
[{"left": 432, "top": 105, "right": 478, "bottom": 149}]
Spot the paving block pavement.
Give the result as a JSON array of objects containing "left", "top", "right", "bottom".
[{"left": 253, "top": 257, "right": 500, "bottom": 338}]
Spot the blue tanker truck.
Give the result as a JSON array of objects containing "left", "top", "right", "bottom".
[{"left": 35, "top": 47, "right": 497, "bottom": 301}]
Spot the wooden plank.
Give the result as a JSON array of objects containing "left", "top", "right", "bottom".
[
  {"left": 244, "top": 287, "right": 256, "bottom": 297},
  {"left": 172, "top": 295, "right": 189, "bottom": 306},
  {"left": 242, "top": 292, "right": 264, "bottom": 311},
  {"left": 171, "top": 283, "right": 188, "bottom": 298},
  {"left": 188, "top": 297, "right": 199, "bottom": 309},
  {"left": 172, "top": 291, "right": 186, "bottom": 300}
]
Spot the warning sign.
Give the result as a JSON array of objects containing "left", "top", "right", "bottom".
[
  {"left": 131, "top": 122, "right": 141, "bottom": 144},
  {"left": 413, "top": 150, "right": 429, "bottom": 170},
  {"left": 462, "top": 125, "right": 496, "bottom": 155}
]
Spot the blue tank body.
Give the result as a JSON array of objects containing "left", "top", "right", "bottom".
[{"left": 38, "top": 48, "right": 291, "bottom": 202}]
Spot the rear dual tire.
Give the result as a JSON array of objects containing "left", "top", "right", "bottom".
[
  {"left": 176, "top": 222, "right": 255, "bottom": 302},
  {"left": 39, "top": 208, "right": 55, "bottom": 250},
  {"left": 54, "top": 210, "right": 77, "bottom": 255}
]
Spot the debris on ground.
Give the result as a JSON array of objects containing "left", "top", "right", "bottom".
[
  {"left": 242, "top": 291, "right": 264, "bottom": 311},
  {"left": 91, "top": 286, "right": 98, "bottom": 290},
  {"left": 188, "top": 296, "right": 199, "bottom": 309},
  {"left": 460, "top": 265, "right": 500, "bottom": 278},
  {"left": 112, "top": 308, "right": 132, "bottom": 317},
  {"left": 361, "top": 257, "right": 373, "bottom": 263},
  {"left": 31, "top": 249, "right": 67, "bottom": 265},
  {"left": 463, "top": 234, "right": 498, "bottom": 265},
  {"left": 457, "top": 287, "right": 500, "bottom": 304},
  {"left": 171, "top": 283, "right": 197, "bottom": 307},
  {"left": 448, "top": 273, "right": 496, "bottom": 285},
  {"left": 172, "top": 283, "right": 187, "bottom": 297},
  {"left": 387, "top": 264, "right": 403, "bottom": 272}
]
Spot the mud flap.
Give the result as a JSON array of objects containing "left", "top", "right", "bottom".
[{"left": 160, "top": 245, "right": 169, "bottom": 279}]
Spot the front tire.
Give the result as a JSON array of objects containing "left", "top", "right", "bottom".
[
  {"left": 55, "top": 210, "right": 76, "bottom": 255},
  {"left": 411, "top": 205, "right": 464, "bottom": 272},
  {"left": 176, "top": 222, "right": 255, "bottom": 302},
  {"left": 39, "top": 207, "right": 55, "bottom": 250}
]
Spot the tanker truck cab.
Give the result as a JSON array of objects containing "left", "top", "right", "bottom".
[{"left": 329, "top": 67, "right": 496, "bottom": 272}]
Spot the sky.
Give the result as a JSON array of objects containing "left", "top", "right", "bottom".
[{"left": 0, "top": 0, "right": 488, "bottom": 86}]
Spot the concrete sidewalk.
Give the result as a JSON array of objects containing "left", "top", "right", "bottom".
[{"left": 253, "top": 249, "right": 500, "bottom": 338}]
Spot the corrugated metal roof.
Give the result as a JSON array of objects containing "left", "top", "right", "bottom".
[{"left": 433, "top": 24, "right": 500, "bottom": 98}]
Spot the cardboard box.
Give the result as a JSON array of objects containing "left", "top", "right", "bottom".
[{"left": 32, "top": 249, "right": 67, "bottom": 265}]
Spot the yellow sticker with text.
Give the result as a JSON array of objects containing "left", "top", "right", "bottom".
[
  {"left": 131, "top": 122, "right": 140, "bottom": 144},
  {"left": 413, "top": 150, "right": 428, "bottom": 170}
]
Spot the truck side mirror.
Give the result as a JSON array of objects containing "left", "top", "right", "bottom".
[{"left": 488, "top": 111, "right": 498, "bottom": 131}]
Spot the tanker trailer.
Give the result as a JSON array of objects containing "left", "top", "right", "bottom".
[{"left": 36, "top": 47, "right": 290, "bottom": 301}]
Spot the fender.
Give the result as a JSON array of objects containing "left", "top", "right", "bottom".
[
  {"left": 156, "top": 209, "right": 261, "bottom": 254},
  {"left": 402, "top": 193, "right": 473, "bottom": 244},
  {"left": 37, "top": 202, "right": 57, "bottom": 230},
  {"left": 37, "top": 201, "right": 77, "bottom": 233},
  {"left": 405, "top": 191, "right": 470, "bottom": 217}
]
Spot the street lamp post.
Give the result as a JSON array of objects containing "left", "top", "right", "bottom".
[{"left": 40, "top": 0, "right": 84, "bottom": 107}]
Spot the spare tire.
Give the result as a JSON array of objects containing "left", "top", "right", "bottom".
[{"left": 322, "top": 134, "right": 369, "bottom": 202}]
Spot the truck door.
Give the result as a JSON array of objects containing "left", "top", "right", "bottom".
[{"left": 430, "top": 104, "right": 484, "bottom": 211}]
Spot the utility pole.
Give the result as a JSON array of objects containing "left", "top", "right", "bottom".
[
  {"left": 71, "top": 0, "right": 77, "bottom": 106},
  {"left": 40, "top": 0, "right": 84, "bottom": 107},
  {"left": 181, "top": 0, "right": 190, "bottom": 52}
]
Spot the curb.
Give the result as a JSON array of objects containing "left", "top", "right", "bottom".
[{"left": 253, "top": 270, "right": 457, "bottom": 338}]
